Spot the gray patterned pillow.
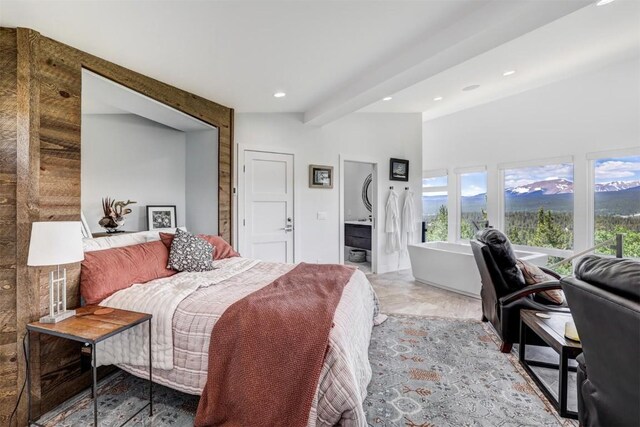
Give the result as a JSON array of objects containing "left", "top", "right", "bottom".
[{"left": 167, "top": 229, "right": 215, "bottom": 272}]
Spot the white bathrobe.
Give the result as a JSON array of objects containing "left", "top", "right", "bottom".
[
  {"left": 401, "top": 189, "right": 416, "bottom": 249},
  {"left": 385, "top": 190, "right": 401, "bottom": 253}
]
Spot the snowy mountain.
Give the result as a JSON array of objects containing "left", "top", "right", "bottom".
[
  {"left": 506, "top": 178, "right": 573, "bottom": 195},
  {"left": 505, "top": 179, "right": 640, "bottom": 195},
  {"left": 595, "top": 180, "right": 640, "bottom": 192}
]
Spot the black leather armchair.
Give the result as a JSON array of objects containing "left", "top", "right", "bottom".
[
  {"left": 471, "top": 229, "right": 569, "bottom": 352},
  {"left": 560, "top": 255, "right": 640, "bottom": 427}
]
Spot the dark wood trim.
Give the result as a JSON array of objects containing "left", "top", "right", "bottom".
[{"left": 0, "top": 26, "right": 234, "bottom": 424}]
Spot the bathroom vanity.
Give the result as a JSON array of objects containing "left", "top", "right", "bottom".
[{"left": 344, "top": 221, "right": 372, "bottom": 250}]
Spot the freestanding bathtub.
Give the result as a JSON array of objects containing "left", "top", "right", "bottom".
[{"left": 408, "top": 241, "right": 547, "bottom": 299}]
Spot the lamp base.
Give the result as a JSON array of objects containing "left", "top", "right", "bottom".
[{"left": 39, "top": 309, "right": 76, "bottom": 324}]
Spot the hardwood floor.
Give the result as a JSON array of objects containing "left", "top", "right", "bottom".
[{"left": 368, "top": 269, "right": 483, "bottom": 320}]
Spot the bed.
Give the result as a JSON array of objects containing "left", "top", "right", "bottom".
[{"left": 81, "top": 232, "right": 381, "bottom": 427}]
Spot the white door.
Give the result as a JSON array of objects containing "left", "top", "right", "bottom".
[{"left": 243, "top": 150, "right": 294, "bottom": 263}]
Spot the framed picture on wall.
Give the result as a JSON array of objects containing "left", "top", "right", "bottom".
[
  {"left": 389, "top": 158, "right": 409, "bottom": 182},
  {"left": 309, "top": 165, "right": 334, "bottom": 189},
  {"left": 147, "top": 205, "right": 177, "bottom": 230}
]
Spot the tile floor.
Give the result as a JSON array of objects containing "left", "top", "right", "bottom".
[
  {"left": 345, "top": 259, "right": 372, "bottom": 274},
  {"left": 369, "top": 268, "right": 483, "bottom": 319}
]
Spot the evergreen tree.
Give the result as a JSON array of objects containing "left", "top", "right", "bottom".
[{"left": 427, "top": 205, "right": 448, "bottom": 241}]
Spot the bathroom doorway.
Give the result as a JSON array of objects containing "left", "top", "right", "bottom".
[{"left": 339, "top": 158, "right": 378, "bottom": 274}]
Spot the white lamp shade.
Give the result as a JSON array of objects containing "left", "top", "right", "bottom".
[{"left": 27, "top": 221, "right": 85, "bottom": 266}]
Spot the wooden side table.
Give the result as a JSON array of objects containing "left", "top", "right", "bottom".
[
  {"left": 519, "top": 309, "right": 582, "bottom": 420},
  {"left": 26, "top": 306, "right": 153, "bottom": 426}
]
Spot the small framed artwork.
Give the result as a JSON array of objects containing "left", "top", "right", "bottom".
[
  {"left": 147, "top": 205, "right": 177, "bottom": 230},
  {"left": 309, "top": 165, "right": 334, "bottom": 189},
  {"left": 389, "top": 158, "right": 409, "bottom": 182}
]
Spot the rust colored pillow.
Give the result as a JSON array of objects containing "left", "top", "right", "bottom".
[
  {"left": 516, "top": 259, "right": 565, "bottom": 305},
  {"left": 159, "top": 232, "right": 239, "bottom": 260},
  {"left": 81, "top": 240, "right": 176, "bottom": 305}
]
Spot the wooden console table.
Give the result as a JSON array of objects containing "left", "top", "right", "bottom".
[{"left": 519, "top": 309, "right": 582, "bottom": 420}]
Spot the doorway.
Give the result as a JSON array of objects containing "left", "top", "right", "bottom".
[
  {"left": 240, "top": 150, "right": 295, "bottom": 263},
  {"left": 340, "top": 159, "right": 378, "bottom": 274}
]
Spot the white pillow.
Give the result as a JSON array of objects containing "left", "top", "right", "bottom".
[{"left": 83, "top": 227, "right": 187, "bottom": 252}]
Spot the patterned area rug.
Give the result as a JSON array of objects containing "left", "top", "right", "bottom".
[{"left": 37, "top": 315, "right": 570, "bottom": 427}]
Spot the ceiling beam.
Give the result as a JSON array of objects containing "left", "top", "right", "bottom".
[{"left": 303, "top": 0, "right": 591, "bottom": 127}]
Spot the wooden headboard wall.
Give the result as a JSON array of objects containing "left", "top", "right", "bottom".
[{"left": 0, "top": 27, "right": 234, "bottom": 425}]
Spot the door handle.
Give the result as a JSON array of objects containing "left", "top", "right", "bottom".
[{"left": 280, "top": 226, "right": 293, "bottom": 232}]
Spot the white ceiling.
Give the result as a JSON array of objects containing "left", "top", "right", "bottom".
[
  {"left": 361, "top": 0, "right": 640, "bottom": 121},
  {"left": 82, "top": 69, "right": 215, "bottom": 132},
  {"left": 2, "top": 0, "right": 638, "bottom": 125}
]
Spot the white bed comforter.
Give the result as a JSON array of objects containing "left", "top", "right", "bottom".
[
  {"left": 96, "top": 258, "right": 260, "bottom": 369},
  {"left": 96, "top": 257, "right": 381, "bottom": 427}
]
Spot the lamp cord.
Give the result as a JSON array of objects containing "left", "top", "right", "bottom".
[{"left": 8, "top": 333, "right": 28, "bottom": 427}]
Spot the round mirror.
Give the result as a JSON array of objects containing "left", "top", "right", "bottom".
[{"left": 362, "top": 174, "right": 372, "bottom": 212}]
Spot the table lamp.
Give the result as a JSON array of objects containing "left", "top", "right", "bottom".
[{"left": 27, "top": 221, "right": 84, "bottom": 323}]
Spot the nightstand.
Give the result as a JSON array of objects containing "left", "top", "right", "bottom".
[{"left": 26, "top": 306, "right": 153, "bottom": 426}]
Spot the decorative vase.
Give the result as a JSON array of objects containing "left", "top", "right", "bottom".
[{"left": 98, "top": 216, "right": 125, "bottom": 233}]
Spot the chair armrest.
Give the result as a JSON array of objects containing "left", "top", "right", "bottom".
[
  {"left": 499, "top": 281, "right": 562, "bottom": 305},
  {"left": 539, "top": 266, "right": 562, "bottom": 279}
]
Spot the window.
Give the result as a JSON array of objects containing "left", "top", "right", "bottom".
[
  {"left": 459, "top": 171, "right": 487, "bottom": 239},
  {"left": 593, "top": 155, "right": 640, "bottom": 258},
  {"left": 422, "top": 172, "right": 448, "bottom": 242},
  {"left": 503, "top": 162, "right": 574, "bottom": 251}
]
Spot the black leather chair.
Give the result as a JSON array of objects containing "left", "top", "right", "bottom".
[
  {"left": 471, "top": 229, "right": 569, "bottom": 352},
  {"left": 560, "top": 255, "right": 640, "bottom": 427}
]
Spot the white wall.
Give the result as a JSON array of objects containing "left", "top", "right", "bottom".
[
  {"left": 423, "top": 58, "right": 640, "bottom": 254},
  {"left": 235, "top": 112, "right": 422, "bottom": 273},
  {"left": 81, "top": 114, "right": 187, "bottom": 233},
  {"left": 186, "top": 130, "right": 219, "bottom": 235},
  {"left": 344, "top": 161, "right": 373, "bottom": 221}
]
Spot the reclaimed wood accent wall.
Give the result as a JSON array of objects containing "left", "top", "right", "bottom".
[
  {"left": 0, "top": 27, "right": 234, "bottom": 425},
  {"left": 0, "top": 27, "right": 19, "bottom": 427}
]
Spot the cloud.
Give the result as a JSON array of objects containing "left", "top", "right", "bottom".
[
  {"left": 504, "top": 163, "right": 573, "bottom": 188},
  {"left": 423, "top": 176, "right": 447, "bottom": 187},
  {"left": 461, "top": 184, "right": 486, "bottom": 197},
  {"left": 595, "top": 159, "right": 640, "bottom": 181}
]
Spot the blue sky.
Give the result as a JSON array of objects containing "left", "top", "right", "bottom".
[
  {"left": 423, "top": 172, "right": 488, "bottom": 197},
  {"left": 422, "top": 175, "right": 447, "bottom": 196},
  {"left": 423, "top": 176, "right": 447, "bottom": 187},
  {"left": 460, "top": 172, "right": 487, "bottom": 197},
  {"left": 594, "top": 156, "right": 640, "bottom": 184}
]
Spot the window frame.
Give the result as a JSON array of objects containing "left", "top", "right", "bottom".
[
  {"left": 497, "top": 156, "right": 574, "bottom": 257},
  {"left": 454, "top": 166, "right": 487, "bottom": 242},
  {"left": 422, "top": 169, "right": 449, "bottom": 242}
]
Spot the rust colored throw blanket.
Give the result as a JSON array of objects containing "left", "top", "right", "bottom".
[{"left": 194, "top": 262, "right": 356, "bottom": 427}]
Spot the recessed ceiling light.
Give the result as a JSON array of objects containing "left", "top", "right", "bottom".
[
  {"left": 462, "top": 84, "right": 480, "bottom": 92},
  {"left": 382, "top": 96, "right": 393, "bottom": 101},
  {"left": 503, "top": 70, "right": 516, "bottom": 76},
  {"left": 273, "top": 92, "right": 286, "bottom": 98},
  {"left": 433, "top": 96, "right": 443, "bottom": 101},
  {"left": 596, "top": 0, "right": 616, "bottom": 5}
]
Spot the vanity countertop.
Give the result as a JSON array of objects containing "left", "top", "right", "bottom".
[{"left": 345, "top": 220, "right": 372, "bottom": 226}]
